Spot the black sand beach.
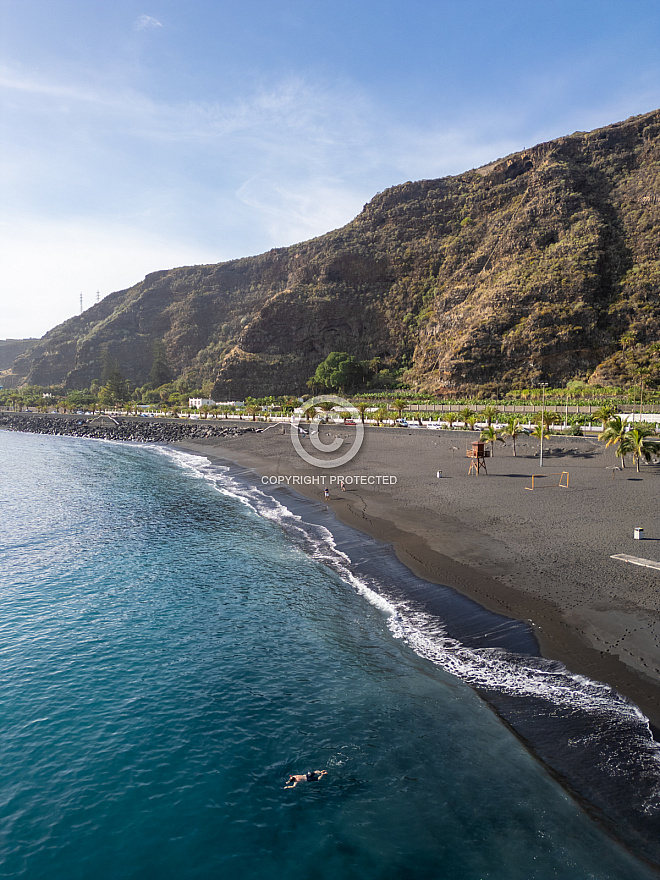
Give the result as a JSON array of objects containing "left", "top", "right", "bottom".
[{"left": 3, "top": 412, "right": 658, "bottom": 726}]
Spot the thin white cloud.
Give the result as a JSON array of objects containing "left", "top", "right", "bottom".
[
  {"left": 134, "top": 14, "right": 163, "bottom": 31},
  {"left": 0, "top": 66, "right": 100, "bottom": 102},
  {"left": 0, "top": 217, "right": 219, "bottom": 339},
  {"left": 3, "top": 57, "right": 653, "bottom": 340},
  {"left": 235, "top": 177, "right": 365, "bottom": 246}
]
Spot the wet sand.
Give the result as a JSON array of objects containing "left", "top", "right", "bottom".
[{"left": 177, "top": 422, "right": 660, "bottom": 731}]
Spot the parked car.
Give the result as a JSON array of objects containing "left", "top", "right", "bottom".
[
  {"left": 395, "top": 418, "right": 409, "bottom": 427},
  {"left": 343, "top": 418, "right": 356, "bottom": 425}
]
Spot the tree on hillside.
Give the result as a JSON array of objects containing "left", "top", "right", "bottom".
[
  {"left": 310, "top": 352, "right": 365, "bottom": 393},
  {"left": 65, "top": 390, "right": 96, "bottom": 411},
  {"left": 149, "top": 341, "right": 172, "bottom": 387},
  {"left": 99, "top": 366, "right": 128, "bottom": 406}
]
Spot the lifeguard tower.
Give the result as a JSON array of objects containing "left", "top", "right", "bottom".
[{"left": 467, "top": 440, "right": 488, "bottom": 475}]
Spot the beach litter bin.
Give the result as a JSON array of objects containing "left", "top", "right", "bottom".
[{"left": 634, "top": 527, "right": 644, "bottom": 540}]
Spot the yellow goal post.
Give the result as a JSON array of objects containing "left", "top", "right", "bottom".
[{"left": 525, "top": 471, "right": 569, "bottom": 490}]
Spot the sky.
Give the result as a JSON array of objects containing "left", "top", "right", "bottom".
[{"left": 1, "top": 1, "right": 659, "bottom": 339}]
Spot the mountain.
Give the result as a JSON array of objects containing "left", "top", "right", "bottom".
[
  {"left": 0, "top": 339, "right": 38, "bottom": 373},
  {"left": 4, "top": 109, "right": 660, "bottom": 397}
]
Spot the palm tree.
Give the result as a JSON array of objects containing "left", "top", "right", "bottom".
[
  {"left": 481, "top": 405, "right": 500, "bottom": 427},
  {"left": 501, "top": 415, "right": 525, "bottom": 456},
  {"left": 530, "top": 422, "right": 550, "bottom": 451},
  {"left": 480, "top": 424, "right": 504, "bottom": 457},
  {"left": 592, "top": 403, "right": 617, "bottom": 430},
  {"left": 459, "top": 407, "right": 475, "bottom": 429},
  {"left": 374, "top": 405, "right": 388, "bottom": 426},
  {"left": 539, "top": 410, "right": 560, "bottom": 433},
  {"left": 315, "top": 400, "right": 336, "bottom": 422},
  {"left": 634, "top": 367, "right": 651, "bottom": 418},
  {"left": 393, "top": 398, "right": 408, "bottom": 419},
  {"left": 598, "top": 415, "right": 630, "bottom": 468},
  {"left": 356, "top": 402, "right": 369, "bottom": 424},
  {"left": 245, "top": 404, "right": 260, "bottom": 421},
  {"left": 618, "top": 427, "right": 660, "bottom": 473},
  {"left": 444, "top": 412, "right": 458, "bottom": 429}
]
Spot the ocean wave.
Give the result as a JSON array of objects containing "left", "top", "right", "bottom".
[{"left": 157, "top": 446, "right": 660, "bottom": 825}]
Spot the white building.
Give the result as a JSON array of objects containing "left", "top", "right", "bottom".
[{"left": 188, "top": 398, "right": 217, "bottom": 409}]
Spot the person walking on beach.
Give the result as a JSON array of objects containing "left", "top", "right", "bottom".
[
  {"left": 284, "top": 770, "right": 327, "bottom": 789},
  {"left": 340, "top": 480, "right": 346, "bottom": 492},
  {"left": 324, "top": 487, "right": 329, "bottom": 499}
]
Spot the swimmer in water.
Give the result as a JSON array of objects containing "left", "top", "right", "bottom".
[{"left": 284, "top": 770, "right": 327, "bottom": 788}]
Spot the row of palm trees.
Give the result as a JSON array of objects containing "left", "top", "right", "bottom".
[
  {"left": 167, "top": 399, "right": 660, "bottom": 472},
  {"left": 478, "top": 417, "right": 534, "bottom": 457},
  {"left": 475, "top": 411, "right": 660, "bottom": 471},
  {"left": 598, "top": 416, "right": 660, "bottom": 472}
]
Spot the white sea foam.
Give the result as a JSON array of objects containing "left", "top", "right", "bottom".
[
  {"left": 157, "top": 447, "right": 657, "bottom": 719},
  {"left": 156, "top": 445, "right": 660, "bottom": 810}
]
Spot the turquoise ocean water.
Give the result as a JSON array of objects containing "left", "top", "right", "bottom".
[{"left": 1, "top": 429, "right": 659, "bottom": 880}]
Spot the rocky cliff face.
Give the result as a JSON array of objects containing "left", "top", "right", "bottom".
[
  {"left": 0, "top": 339, "right": 38, "bottom": 372},
  {"left": 5, "top": 109, "right": 660, "bottom": 396}
]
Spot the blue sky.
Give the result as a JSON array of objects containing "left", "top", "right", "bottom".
[{"left": 1, "top": 0, "right": 659, "bottom": 339}]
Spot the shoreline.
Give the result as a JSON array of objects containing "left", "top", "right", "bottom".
[
  {"left": 174, "top": 423, "right": 660, "bottom": 735},
  {"left": 172, "top": 429, "right": 660, "bottom": 865},
  {"left": 4, "top": 412, "right": 658, "bottom": 729}
]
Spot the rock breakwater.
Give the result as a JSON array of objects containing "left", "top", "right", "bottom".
[{"left": 0, "top": 413, "right": 261, "bottom": 443}]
